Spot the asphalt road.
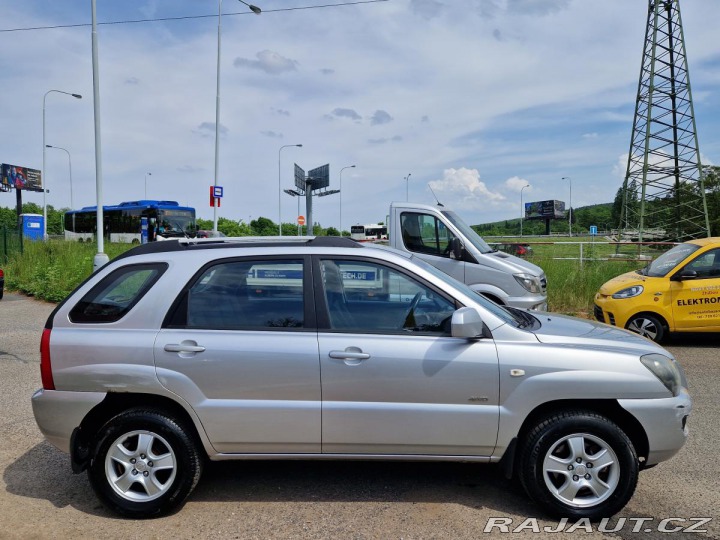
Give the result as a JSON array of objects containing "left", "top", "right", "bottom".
[{"left": 0, "top": 291, "right": 718, "bottom": 539}]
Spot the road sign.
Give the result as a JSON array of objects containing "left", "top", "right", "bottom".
[
  {"left": 209, "top": 186, "right": 221, "bottom": 207},
  {"left": 298, "top": 215, "right": 306, "bottom": 226},
  {"left": 213, "top": 186, "right": 224, "bottom": 198},
  {"left": 590, "top": 225, "right": 598, "bottom": 236}
]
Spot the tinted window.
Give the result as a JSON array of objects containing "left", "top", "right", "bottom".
[
  {"left": 69, "top": 263, "right": 167, "bottom": 323},
  {"left": 186, "top": 260, "right": 304, "bottom": 329},
  {"left": 320, "top": 259, "right": 455, "bottom": 334}
]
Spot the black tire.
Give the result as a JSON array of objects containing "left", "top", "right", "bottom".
[
  {"left": 88, "top": 409, "right": 203, "bottom": 518},
  {"left": 518, "top": 411, "right": 639, "bottom": 520},
  {"left": 626, "top": 313, "right": 666, "bottom": 343}
]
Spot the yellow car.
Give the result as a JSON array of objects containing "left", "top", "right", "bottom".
[{"left": 594, "top": 237, "right": 720, "bottom": 342}]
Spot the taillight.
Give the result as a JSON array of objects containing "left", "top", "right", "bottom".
[{"left": 40, "top": 328, "right": 55, "bottom": 390}]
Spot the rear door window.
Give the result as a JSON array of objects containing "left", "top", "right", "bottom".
[
  {"left": 69, "top": 263, "right": 167, "bottom": 323},
  {"left": 167, "top": 259, "right": 308, "bottom": 330}
]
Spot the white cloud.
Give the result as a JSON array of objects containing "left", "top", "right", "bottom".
[
  {"left": 504, "top": 176, "right": 531, "bottom": 192},
  {"left": 233, "top": 50, "right": 298, "bottom": 75},
  {"left": 428, "top": 168, "right": 506, "bottom": 211}
]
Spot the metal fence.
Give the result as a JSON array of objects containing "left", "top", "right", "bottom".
[
  {"left": 487, "top": 238, "right": 677, "bottom": 267},
  {"left": 1, "top": 225, "right": 22, "bottom": 263}
]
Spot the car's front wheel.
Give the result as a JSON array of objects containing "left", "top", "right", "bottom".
[
  {"left": 88, "top": 409, "right": 203, "bottom": 518},
  {"left": 518, "top": 411, "right": 639, "bottom": 520},
  {"left": 626, "top": 313, "right": 666, "bottom": 343}
]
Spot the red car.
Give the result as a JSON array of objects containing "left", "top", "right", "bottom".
[{"left": 0, "top": 267, "right": 4, "bottom": 300}]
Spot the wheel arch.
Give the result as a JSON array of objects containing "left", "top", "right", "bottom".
[
  {"left": 501, "top": 399, "right": 650, "bottom": 479},
  {"left": 71, "top": 392, "right": 210, "bottom": 473}
]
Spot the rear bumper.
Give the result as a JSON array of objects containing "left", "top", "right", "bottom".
[
  {"left": 31, "top": 388, "right": 106, "bottom": 453},
  {"left": 618, "top": 387, "right": 692, "bottom": 465}
]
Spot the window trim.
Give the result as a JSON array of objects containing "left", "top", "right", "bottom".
[
  {"left": 312, "top": 254, "right": 460, "bottom": 334},
  {"left": 162, "top": 255, "right": 316, "bottom": 331}
]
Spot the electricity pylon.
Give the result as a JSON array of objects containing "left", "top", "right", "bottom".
[{"left": 619, "top": 0, "right": 710, "bottom": 242}]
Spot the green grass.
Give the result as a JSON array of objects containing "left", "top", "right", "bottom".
[
  {"left": 5, "top": 240, "right": 133, "bottom": 303},
  {"left": 6, "top": 239, "right": 651, "bottom": 315}
]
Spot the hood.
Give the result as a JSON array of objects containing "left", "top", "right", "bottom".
[
  {"left": 484, "top": 250, "right": 545, "bottom": 277},
  {"left": 598, "top": 270, "right": 648, "bottom": 295},
  {"left": 529, "top": 312, "right": 669, "bottom": 356}
]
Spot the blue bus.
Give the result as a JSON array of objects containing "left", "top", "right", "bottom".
[{"left": 64, "top": 200, "right": 197, "bottom": 243}]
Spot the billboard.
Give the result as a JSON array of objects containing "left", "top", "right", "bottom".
[
  {"left": 525, "top": 199, "right": 566, "bottom": 220},
  {"left": 308, "top": 164, "right": 329, "bottom": 190},
  {"left": 294, "top": 163, "right": 306, "bottom": 191},
  {"left": 1, "top": 163, "right": 43, "bottom": 192}
]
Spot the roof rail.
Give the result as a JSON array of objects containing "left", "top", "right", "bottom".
[{"left": 113, "top": 235, "right": 361, "bottom": 262}]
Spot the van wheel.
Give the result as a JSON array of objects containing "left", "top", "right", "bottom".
[
  {"left": 626, "top": 313, "right": 665, "bottom": 343},
  {"left": 518, "top": 411, "right": 638, "bottom": 520},
  {"left": 88, "top": 409, "right": 203, "bottom": 518}
]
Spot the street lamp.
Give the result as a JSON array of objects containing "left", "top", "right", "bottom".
[
  {"left": 278, "top": 144, "right": 302, "bottom": 235},
  {"left": 562, "top": 176, "right": 572, "bottom": 237},
  {"left": 339, "top": 165, "right": 356, "bottom": 237},
  {"left": 43, "top": 90, "right": 81, "bottom": 239},
  {"left": 404, "top": 173, "right": 412, "bottom": 202},
  {"left": 520, "top": 184, "right": 530, "bottom": 237},
  {"left": 145, "top": 172, "right": 152, "bottom": 199},
  {"left": 45, "top": 145, "right": 73, "bottom": 209},
  {"left": 213, "top": 0, "right": 261, "bottom": 234}
]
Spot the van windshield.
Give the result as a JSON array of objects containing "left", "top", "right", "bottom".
[{"left": 441, "top": 210, "right": 494, "bottom": 254}]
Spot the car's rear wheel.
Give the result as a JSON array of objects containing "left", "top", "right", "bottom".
[
  {"left": 518, "top": 411, "right": 639, "bottom": 520},
  {"left": 626, "top": 313, "right": 666, "bottom": 343},
  {"left": 88, "top": 409, "right": 203, "bottom": 518}
]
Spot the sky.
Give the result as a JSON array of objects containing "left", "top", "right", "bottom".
[{"left": 1, "top": 0, "right": 720, "bottom": 230}]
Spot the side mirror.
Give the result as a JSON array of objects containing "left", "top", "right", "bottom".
[
  {"left": 451, "top": 307, "right": 484, "bottom": 338},
  {"left": 450, "top": 237, "right": 464, "bottom": 260},
  {"left": 671, "top": 269, "right": 698, "bottom": 281}
]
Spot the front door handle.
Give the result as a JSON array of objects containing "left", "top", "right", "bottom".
[
  {"left": 164, "top": 341, "right": 206, "bottom": 353},
  {"left": 329, "top": 350, "right": 370, "bottom": 360}
]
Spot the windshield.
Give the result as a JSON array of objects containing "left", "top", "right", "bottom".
[
  {"left": 409, "top": 255, "right": 519, "bottom": 326},
  {"left": 157, "top": 209, "right": 196, "bottom": 238},
  {"left": 441, "top": 210, "right": 494, "bottom": 254},
  {"left": 641, "top": 242, "right": 700, "bottom": 277}
]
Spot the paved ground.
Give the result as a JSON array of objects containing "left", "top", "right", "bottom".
[{"left": 0, "top": 291, "right": 718, "bottom": 539}]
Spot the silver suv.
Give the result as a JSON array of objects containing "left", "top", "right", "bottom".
[{"left": 32, "top": 237, "right": 691, "bottom": 519}]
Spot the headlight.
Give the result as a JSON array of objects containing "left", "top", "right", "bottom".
[
  {"left": 612, "top": 285, "right": 644, "bottom": 299},
  {"left": 641, "top": 353, "right": 685, "bottom": 396},
  {"left": 514, "top": 273, "right": 542, "bottom": 294}
]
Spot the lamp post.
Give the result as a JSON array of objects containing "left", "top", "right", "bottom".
[
  {"left": 339, "top": 165, "right": 356, "bottom": 237},
  {"left": 213, "top": 0, "right": 261, "bottom": 234},
  {"left": 562, "top": 176, "right": 572, "bottom": 237},
  {"left": 404, "top": 173, "right": 412, "bottom": 202},
  {"left": 45, "top": 145, "right": 73, "bottom": 209},
  {"left": 144, "top": 172, "right": 152, "bottom": 199},
  {"left": 43, "top": 90, "right": 81, "bottom": 239},
  {"left": 278, "top": 144, "right": 302, "bottom": 235},
  {"left": 520, "top": 184, "right": 530, "bottom": 237}
]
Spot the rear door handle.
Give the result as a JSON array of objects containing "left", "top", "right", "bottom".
[{"left": 164, "top": 342, "right": 206, "bottom": 353}]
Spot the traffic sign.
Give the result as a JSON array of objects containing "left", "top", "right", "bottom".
[
  {"left": 213, "top": 186, "right": 224, "bottom": 198},
  {"left": 298, "top": 215, "right": 306, "bottom": 226}
]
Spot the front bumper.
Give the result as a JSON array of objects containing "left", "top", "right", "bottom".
[
  {"left": 31, "top": 388, "right": 106, "bottom": 453},
  {"left": 618, "top": 387, "right": 692, "bottom": 466}
]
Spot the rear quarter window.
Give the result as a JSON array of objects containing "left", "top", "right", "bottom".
[{"left": 69, "top": 263, "right": 168, "bottom": 323}]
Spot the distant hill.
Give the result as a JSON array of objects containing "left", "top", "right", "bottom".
[{"left": 471, "top": 202, "right": 615, "bottom": 236}]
